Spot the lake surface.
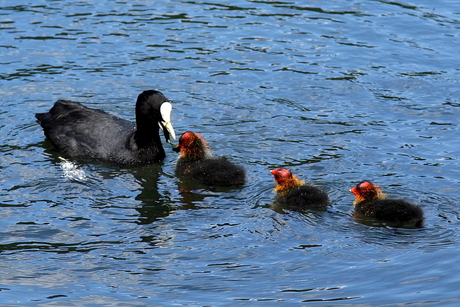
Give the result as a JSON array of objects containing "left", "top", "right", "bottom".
[{"left": 1, "top": 0, "right": 460, "bottom": 305}]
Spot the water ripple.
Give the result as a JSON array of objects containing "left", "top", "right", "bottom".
[{"left": 1, "top": 0, "right": 460, "bottom": 305}]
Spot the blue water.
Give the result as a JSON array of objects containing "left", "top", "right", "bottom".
[{"left": 1, "top": 0, "right": 460, "bottom": 305}]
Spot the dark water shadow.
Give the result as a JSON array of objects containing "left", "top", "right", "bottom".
[
  {"left": 130, "top": 164, "right": 175, "bottom": 225},
  {"left": 37, "top": 138, "right": 177, "bottom": 224},
  {"left": 173, "top": 175, "right": 246, "bottom": 210}
]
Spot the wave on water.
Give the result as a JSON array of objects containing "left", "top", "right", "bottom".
[{"left": 59, "top": 157, "right": 87, "bottom": 181}]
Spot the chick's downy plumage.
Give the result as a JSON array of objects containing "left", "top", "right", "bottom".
[
  {"left": 174, "top": 131, "right": 245, "bottom": 186},
  {"left": 271, "top": 168, "right": 329, "bottom": 210},
  {"left": 350, "top": 181, "right": 424, "bottom": 227}
]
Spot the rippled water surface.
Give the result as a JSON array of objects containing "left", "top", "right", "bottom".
[{"left": 1, "top": 0, "right": 460, "bottom": 305}]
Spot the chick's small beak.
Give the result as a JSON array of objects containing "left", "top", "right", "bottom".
[{"left": 172, "top": 144, "right": 181, "bottom": 153}]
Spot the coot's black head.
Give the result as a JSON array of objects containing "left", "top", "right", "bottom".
[{"left": 135, "top": 90, "right": 176, "bottom": 143}]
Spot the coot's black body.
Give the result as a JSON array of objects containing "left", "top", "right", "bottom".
[{"left": 35, "top": 90, "right": 175, "bottom": 166}]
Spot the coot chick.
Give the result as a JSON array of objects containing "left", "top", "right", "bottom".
[
  {"left": 173, "top": 131, "right": 245, "bottom": 186},
  {"left": 270, "top": 168, "right": 329, "bottom": 210},
  {"left": 350, "top": 181, "right": 424, "bottom": 227},
  {"left": 35, "top": 90, "right": 176, "bottom": 165}
]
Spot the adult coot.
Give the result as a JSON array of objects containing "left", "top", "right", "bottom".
[
  {"left": 350, "top": 181, "right": 424, "bottom": 227},
  {"left": 35, "top": 90, "right": 176, "bottom": 165},
  {"left": 173, "top": 131, "right": 245, "bottom": 186},
  {"left": 270, "top": 168, "right": 329, "bottom": 210}
]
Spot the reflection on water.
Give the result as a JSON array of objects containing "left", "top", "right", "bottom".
[
  {"left": 59, "top": 157, "right": 87, "bottom": 181},
  {"left": 1, "top": 0, "right": 460, "bottom": 305}
]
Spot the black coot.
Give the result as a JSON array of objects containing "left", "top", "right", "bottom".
[
  {"left": 35, "top": 90, "right": 176, "bottom": 165},
  {"left": 173, "top": 131, "right": 245, "bottom": 186}
]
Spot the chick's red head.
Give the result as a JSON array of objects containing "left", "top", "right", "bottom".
[
  {"left": 270, "top": 168, "right": 293, "bottom": 183},
  {"left": 270, "top": 168, "right": 305, "bottom": 193},
  {"left": 175, "top": 131, "right": 208, "bottom": 160},
  {"left": 178, "top": 131, "right": 199, "bottom": 149},
  {"left": 350, "top": 181, "right": 376, "bottom": 195},
  {"left": 350, "top": 181, "right": 383, "bottom": 202}
]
